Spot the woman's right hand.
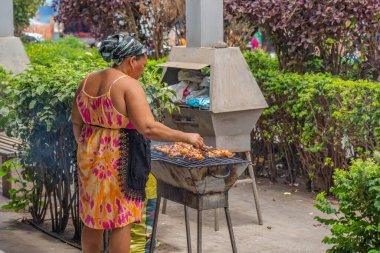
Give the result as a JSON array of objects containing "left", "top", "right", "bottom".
[{"left": 186, "top": 133, "right": 204, "bottom": 148}]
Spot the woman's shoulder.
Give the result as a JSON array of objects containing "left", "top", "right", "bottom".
[
  {"left": 105, "top": 71, "right": 141, "bottom": 96},
  {"left": 116, "top": 74, "right": 140, "bottom": 89},
  {"left": 87, "top": 69, "right": 105, "bottom": 79}
]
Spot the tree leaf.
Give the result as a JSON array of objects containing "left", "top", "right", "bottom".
[{"left": 29, "top": 100, "right": 37, "bottom": 110}]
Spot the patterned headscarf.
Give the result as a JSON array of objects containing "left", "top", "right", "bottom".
[{"left": 99, "top": 34, "right": 147, "bottom": 65}]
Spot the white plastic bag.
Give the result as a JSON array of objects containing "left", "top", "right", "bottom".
[
  {"left": 168, "top": 81, "right": 189, "bottom": 103},
  {"left": 186, "top": 88, "right": 209, "bottom": 100}
]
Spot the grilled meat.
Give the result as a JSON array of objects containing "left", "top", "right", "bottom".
[{"left": 153, "top": 142, "right": 234, "bottom": 160}]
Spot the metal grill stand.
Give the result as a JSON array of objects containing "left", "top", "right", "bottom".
[
  {"left": 149, "top": 181, "right": 238, "bottom": 253},
  {"left": 211, "top": 151, "right": 264, "bottom": 233},
  {"left": 149, "top": 152, "right": 248, "bottom": 253},
  {"left": 161, "top": 151, "right": 264, "bottom": 227}
]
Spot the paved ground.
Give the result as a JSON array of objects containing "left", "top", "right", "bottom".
[
  {"left": 0, "top": 209, "right": 79, "bottom": 253},
  {"left": 0, "top": 179, "right": 330, "bottom": 253}
]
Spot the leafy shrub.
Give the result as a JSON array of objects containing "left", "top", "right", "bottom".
[
  {"left": 0, "top": 37, "right": 175, "bottom": 236},
  {"left": 0, "top": 159, "right": 39, "bottom": 214},
  {"left": 226, "top": 0, "right": 380, "bottom": 81},
  {"left": 54, "top": 0, "right": 185, "bottom": 59},
  {"left": 139, "top": 57, "right": 177, "bottom": 121},
  {"left": 0, "top": 67, "right": 13, "bottom": 127},
  {"left": 1, "top": 60, "right": 98, "bottom": 229},
  {"left": 24, "top": 36, "right": 104, "bottom": 67},
  {"left": 314, "top": 154, "right": 380, "bottom": 252},
  {"left": 244, "top": 51, "right": 380, "bottom": 190},
  {"left": 243, "top": 50, "right": 278, "bottom": 75}
]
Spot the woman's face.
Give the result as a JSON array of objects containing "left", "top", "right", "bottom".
[{"left": 127, "top": 54, "right": 147, "bottom": 79}]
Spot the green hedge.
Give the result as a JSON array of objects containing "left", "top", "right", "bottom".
[
  {"left": 245, "top": 50, "right": 379, "bottom": 190},
  {"left": 24, "top": 36, "right": 97, "bottom": 66}
]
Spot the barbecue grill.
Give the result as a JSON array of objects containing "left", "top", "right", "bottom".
[
  {"left": 149, "top": 149, "right": 249, "bottom": 253},
  {"left": 151, "top": 150, "right": 248, "bottom": 196},
  {"left": 149, "top": 0, "right": 269, "bottom": 252}
]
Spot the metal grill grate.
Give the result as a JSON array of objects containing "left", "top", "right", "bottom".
[{"left": 151, "top": 150, "right": 248, "bottom": 168}]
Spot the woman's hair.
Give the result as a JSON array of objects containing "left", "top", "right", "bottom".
[{"left": 99, "top": 34, "right": 147, "bottom": 65}]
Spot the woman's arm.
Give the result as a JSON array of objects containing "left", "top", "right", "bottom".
[
  {"left": 71, "top": 82, "right": 84, "bottom": 144},
  {"left": 124, "top": 79, "right": 204, "bottom": 147}
]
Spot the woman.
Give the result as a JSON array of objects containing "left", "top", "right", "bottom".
[{"left": 71, "top": 34, "right": 203, "bottom": 253}]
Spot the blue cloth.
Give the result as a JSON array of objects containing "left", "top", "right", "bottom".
[{"left": 186, "top": 96, "right": 210, "bottom": 109}]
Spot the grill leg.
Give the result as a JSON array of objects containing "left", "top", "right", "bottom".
[
  {"left": 214, "top": 209, "right": 219, "bottom": 231},
  {"left": 103, "top": 230, "right": 110, "bottom": 253},
  {"left": 184, "top": 206, "right": 192, "bottom": 253},
  {"left": 245, "top": 151, "right": 263, "bottom": 225},
  {"left": 197, "top": 210, "right": 202, "bottom": 253},
  {"left": 225, "top": 207, "right": 238, "bottom": 253},
  {"left": 149, "top": 196, "right": 161, "bottom": 253},
  {"left": 162, "top": 198, "right": 167, "bottom": 214}
]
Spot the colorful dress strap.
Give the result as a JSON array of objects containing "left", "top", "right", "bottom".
[
  {"left": 108, "top": 75, "right": 128, "bottom": 95},
  {"left": 81, "top": 73, "right": 93, "bottom": 92}
]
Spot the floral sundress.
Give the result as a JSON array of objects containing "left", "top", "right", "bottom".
[{"left": 76, "top": 75, "right": 144, "bottom": 229}]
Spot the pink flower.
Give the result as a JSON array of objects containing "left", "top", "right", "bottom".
[
  {"left": 126, "top": 122, "right": 135, "bottom": 129},
  {"left": 112, "top": 160, "right": 119, "bottom": 170},
  {"left": 106, "top": 203, "right": 112, "bottom": 213},
  {"left": 116, "top": 198, "right": 123, "bottom": 213},
  {"left": 90, "top": 101, "right": 97, "bottom": 110},
  {"left": 102, "top": 221, "right": 110, "bottom": 229},
  {"left": 102, "top": 99, "right": 108, "bottom": 108},
  {"left": 125, "top": 211, "right": 132, "bottom": 221},
  {"left": 81, "top": 108, "right": 91, "bottom": 123},
  {"left": 113, "top": 139, "right": 120, "bottom": 147},
  {"left": 118, "top": 215, "right": 125, "bottom": 224},
  {"left": 85, "top": 215, "right": 95, "bottom": 226},
  {"left": 105, "top": 112, "right": 113, "bottom": 126},
  {"left": 101, "top": 137, "right": 111, "bottom": 145},
  {"left": 96, "top": 98, "right": 102, "bottom": 107},
  {"left": 116, "top": 114, "right": 123, "bottom": 126},
  {"left": 85, "top": 127, "right": 93, "bottom": 138}
]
